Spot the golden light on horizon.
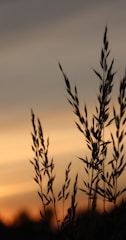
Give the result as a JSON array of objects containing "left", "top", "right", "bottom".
[{"left": 0, "top": 101, "right": 124, "bottom": 222}]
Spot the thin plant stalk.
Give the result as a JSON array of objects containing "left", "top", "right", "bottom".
[
  {"left": 58, "top": 162, "right": 71, "bottom": 221},
  {"left": 59, "top": 26, "right": 115, "bottom": 212},
  {"left": 30, "top": 110, "right": 59, "bottom": 228}
]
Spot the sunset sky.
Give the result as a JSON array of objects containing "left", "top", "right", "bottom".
[{"left": 0, "top": 0, "right": 126, "bottom": 223}]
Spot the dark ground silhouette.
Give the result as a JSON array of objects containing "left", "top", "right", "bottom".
[{"left": 1, "top": 201, "right": 126, "bottom": 240}]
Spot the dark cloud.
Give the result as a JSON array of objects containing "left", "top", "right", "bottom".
[
  {"left": 0, "top": 0, "right": 84, "bottom": 35},
  {"left": 0, "top": 0, "right": 126, "bottom": 111},
  {"left": 0, "top": 0, "right": 125, "bottom": 45}
]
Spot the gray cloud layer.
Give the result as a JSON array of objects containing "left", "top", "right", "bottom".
[
  {"left": 0, "top": 0, "right": 89, "bottom": 38},
  {"left": 0, "top": 0, "right": 126, "bottom": 116}
]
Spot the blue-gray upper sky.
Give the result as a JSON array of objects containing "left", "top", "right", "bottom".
[{"left": 1, "top": 0, "right": 126, "bottom": 117}]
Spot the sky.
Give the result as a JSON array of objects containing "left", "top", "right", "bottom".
[{"left": 0, "top": 0, "right": 126, "bottom": 223}]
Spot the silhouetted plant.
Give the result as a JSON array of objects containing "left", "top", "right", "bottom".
[
  {"left": 92, "top": 26, "right": 115, "bottom": 211},
  {"left": 30, "top": 27, "right": 126, "bottom": 238},
  {"left": 98, "top": 72, "right": 126, "bottom": 207},
  {"left": 30, "top": 110, "right": 78, "bottom": 230},
  {"left": 62, "top": 173, "right": 78, "bottom": 227},
  {"left": 58, "top": 61, "right": 97, "bottom": 210},
  {"left": 70, "top": 173, "right": 78, "bottom": 223},
  {"left": 58, "top": 162, "right": 72, "bottom": 221},
  {"left": 59, "top": 26, "right": 126, "bottom": 212},
  {"left": 30, "top": 109, "right": 59, "bottom": 228}
]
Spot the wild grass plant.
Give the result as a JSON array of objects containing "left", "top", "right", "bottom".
[
  {"left": 30, "top": 109, "right": 59, "bottom": 228},
  {"left": 30, "top": 26, "right": 126, "bottom": 236},
  {"left": 30, "top": 110, "right": 78, "bottom": 230},
  {"left": 59, "top": 26, "right": 126, "bottom": 212},
  {"left": 99, "top": 72, "right": 126, "bottom": 206},
  {"left": 58, "top": 161, "right": 72, "bottom": 222}
]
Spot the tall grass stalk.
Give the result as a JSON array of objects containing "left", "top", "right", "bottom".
[
  {"left": 92, "top": 26, "right": 115, "bottom": 211},
  {"left": 59, "top": 26, "right": 126, "bottom": 212},
  {"left": 30, "top": 110, "right": 78, "bottom": 229},
  {"left": 58, "top": 162, "right": 71, "bottom": 221},
  {"left": 98, "top": 72, "right": 126, "bottom": 207},
  {"left": 61, "top": 173, "right": 78, "bottom": 228},
  {"left": 30, "top": 109, "right": 59, "bottom": 228}
]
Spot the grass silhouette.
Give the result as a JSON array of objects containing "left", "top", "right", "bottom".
[
  {"left": 30, "top": 26, "right": 126, "bottom": 239},
  {"left": 59, "top": 26, "right": 126, "bottom": 212},
  {"left": 30, "top": 109, "right": 78, "bottom": 230}
]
